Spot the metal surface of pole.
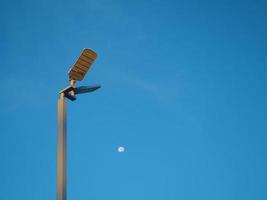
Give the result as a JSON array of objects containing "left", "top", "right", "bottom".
[{"left": 57, "top": 93, "right": 67, "bottom": 200}]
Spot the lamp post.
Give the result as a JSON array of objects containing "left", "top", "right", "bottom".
[{"left": 57, "top": 49, "right": 100, "bottom": 200}]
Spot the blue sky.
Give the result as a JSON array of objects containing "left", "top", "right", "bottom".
[{"left": 0, "top": 0, "right": 267, "bottom": 199}]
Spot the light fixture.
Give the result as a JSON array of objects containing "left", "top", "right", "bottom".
[{"left": 68, "top": 48, "right": 97, "bottom": 81}]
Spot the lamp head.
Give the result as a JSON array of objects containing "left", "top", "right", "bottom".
[{"left": 68, "top": 48, "right": 97, "bottom": 81}]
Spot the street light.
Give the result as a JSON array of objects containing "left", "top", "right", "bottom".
[{"left": 57, "top": 48, "right": 100, "bottom": 200}]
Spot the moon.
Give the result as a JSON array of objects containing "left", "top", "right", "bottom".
[{"left": 117, "top": 146, "right": 125, "bottom": 153}]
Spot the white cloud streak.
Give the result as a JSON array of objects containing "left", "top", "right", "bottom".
[{"left": 103, "top": 68, "right": 181, "bottom": 104}]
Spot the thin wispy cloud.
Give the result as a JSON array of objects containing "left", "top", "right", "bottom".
[
  {"left": 103, "top": 68, "right": 181, "bottom": 104},
  {"left": 0, "top": 74, "right": 55, "bottom": 112}
]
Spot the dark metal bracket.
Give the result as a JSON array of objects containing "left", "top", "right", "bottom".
[
  {"left": 59, "top": 85, "right": 101, "bottom": 102},
  {"left": 59, "top": 86, "right": 76, "bottom": 101}
]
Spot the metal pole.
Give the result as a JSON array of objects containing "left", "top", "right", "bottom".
[{"left": 57, "top": 93, "right": 67, "bottom": 200}]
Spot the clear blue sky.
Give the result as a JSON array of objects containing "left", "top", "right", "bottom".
[{"left": 0, "top": 0, "right": 267, "bottom": 199}]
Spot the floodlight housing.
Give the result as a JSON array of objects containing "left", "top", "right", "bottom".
[
  {"left": 68, "top": 48, "right": 97, "bottom": 81},
  {"left": 74, "top": 85, "right": 101, "bottom": 94}
]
